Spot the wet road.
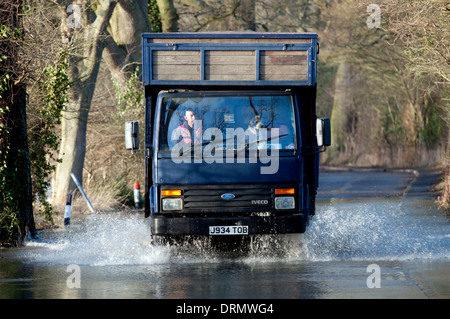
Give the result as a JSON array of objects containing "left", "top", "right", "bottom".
[{"left": 0, "top": 167, "right": 449, "bottom": 302}]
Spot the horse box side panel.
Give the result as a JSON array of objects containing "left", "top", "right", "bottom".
[{"left": 142, "top": 32, "right": 318, "bottom": 87}]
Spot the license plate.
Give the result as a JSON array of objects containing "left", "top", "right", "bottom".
[{"left": 209, "top": 225, "right": 248, "bottom": 235}]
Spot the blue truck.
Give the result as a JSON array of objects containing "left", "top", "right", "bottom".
[{"left": 125, "top": 32, "right": 330, "bottom": 246}]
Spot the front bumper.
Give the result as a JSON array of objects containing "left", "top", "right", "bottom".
[{"left": 150, "top": 214, "right": 306, "bottom": 236}]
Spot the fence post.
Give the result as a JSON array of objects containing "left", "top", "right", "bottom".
[{"left": 70, "top": 173, "right": 95, "bottom": 213}]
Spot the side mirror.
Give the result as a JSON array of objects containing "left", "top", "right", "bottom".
[
  {"left": 316, "top": 117, "right": 331, "bottom": 147},
  {"left": 125, "top": 121, "right": 139, "bottom": 150}
]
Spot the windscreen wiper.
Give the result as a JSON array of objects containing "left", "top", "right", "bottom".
[{"left": 233, "top": 133, "right": 289, "bottom": 155}]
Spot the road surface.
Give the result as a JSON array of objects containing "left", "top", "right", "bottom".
[{"left": 0, "top": 167, "right": 448, "bottom": 303}]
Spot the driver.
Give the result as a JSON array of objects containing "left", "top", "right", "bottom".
[{"left": 174, "top": 108, "right": 202, "bottom": 145}]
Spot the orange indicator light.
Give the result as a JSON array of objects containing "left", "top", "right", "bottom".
[
  {"left": 161, "top": 190, "right": 182, "bottom": 196},
  {"left": 275, "top": 188, "right": 295, "bottom": 195}
]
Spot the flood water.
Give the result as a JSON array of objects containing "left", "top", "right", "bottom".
[{"left": 0, "top": 169, "right": 449, "bottom": 300}]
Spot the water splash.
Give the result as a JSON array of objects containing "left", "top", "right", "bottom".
[
  {"left": 25, "top": 213, "right": 171, "bottom": 266},
  {"left": 298, "top": 199, "right": 450, "bottom": 261},
  {"left": 23, "top": 198, "right": 449, "bottom": 265}
]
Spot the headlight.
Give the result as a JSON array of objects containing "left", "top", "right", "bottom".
[
  {"left": 162, "top": 198, "right": 183, "bottom": 211},
  {"left": 275, "top": 197, "right": 295, "bottom": 210}
]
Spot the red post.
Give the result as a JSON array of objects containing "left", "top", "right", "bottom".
[{"left": 134, "top": 182, "right": 142, "bottom": 209}]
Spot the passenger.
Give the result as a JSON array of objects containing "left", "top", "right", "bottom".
[{"left": 246, "top": 115, "right": 266, "bottom": 150}]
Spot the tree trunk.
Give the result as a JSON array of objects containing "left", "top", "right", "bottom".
[
  {"left": 108, "top": 0, "right": 151, "bottom": 62},
  {"left": 238, "top": 0, "right": 256, "bottom": 31},
  {"left": 11, "top": 85, "right": 36, "bottom": 242},
  {"left": 103, "top": 0, "right": 152, "bottom": 87},
  {"left": 0, "top": 86, "right": 35, "bottom": 245},
  {"left": 156, "top": 0, "right": 178, "bottom": 32},
  {"left": 0, "top": 0, "right": 35, "bottom": 245},
  {"left": 53, "top": 0, "right": 118, "bottom": 208},
  {"left": 330, "top": 60, "right": 351, "bottom": 159}
]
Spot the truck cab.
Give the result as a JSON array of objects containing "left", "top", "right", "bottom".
[{"left": 125, "top": 33, "right": 330, "bottom": 245}]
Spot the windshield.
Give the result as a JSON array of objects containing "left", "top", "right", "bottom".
[{"left": 158, "top": 93, "right": 297, "bottom": 153}]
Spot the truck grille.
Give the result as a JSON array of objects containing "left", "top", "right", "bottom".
[{"left": 161, "top": 184, "right": 296, "bottom": 214}]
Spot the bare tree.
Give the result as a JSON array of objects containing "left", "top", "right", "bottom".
[
  {"left": 381, "top": 0, "right": 449, "bottom": 208},
  {"left": 52, "top": 0, "right": 154, "bottom": 209},
  {"left": 52, "top": 0, "right": 119, "bottom": 208}
]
